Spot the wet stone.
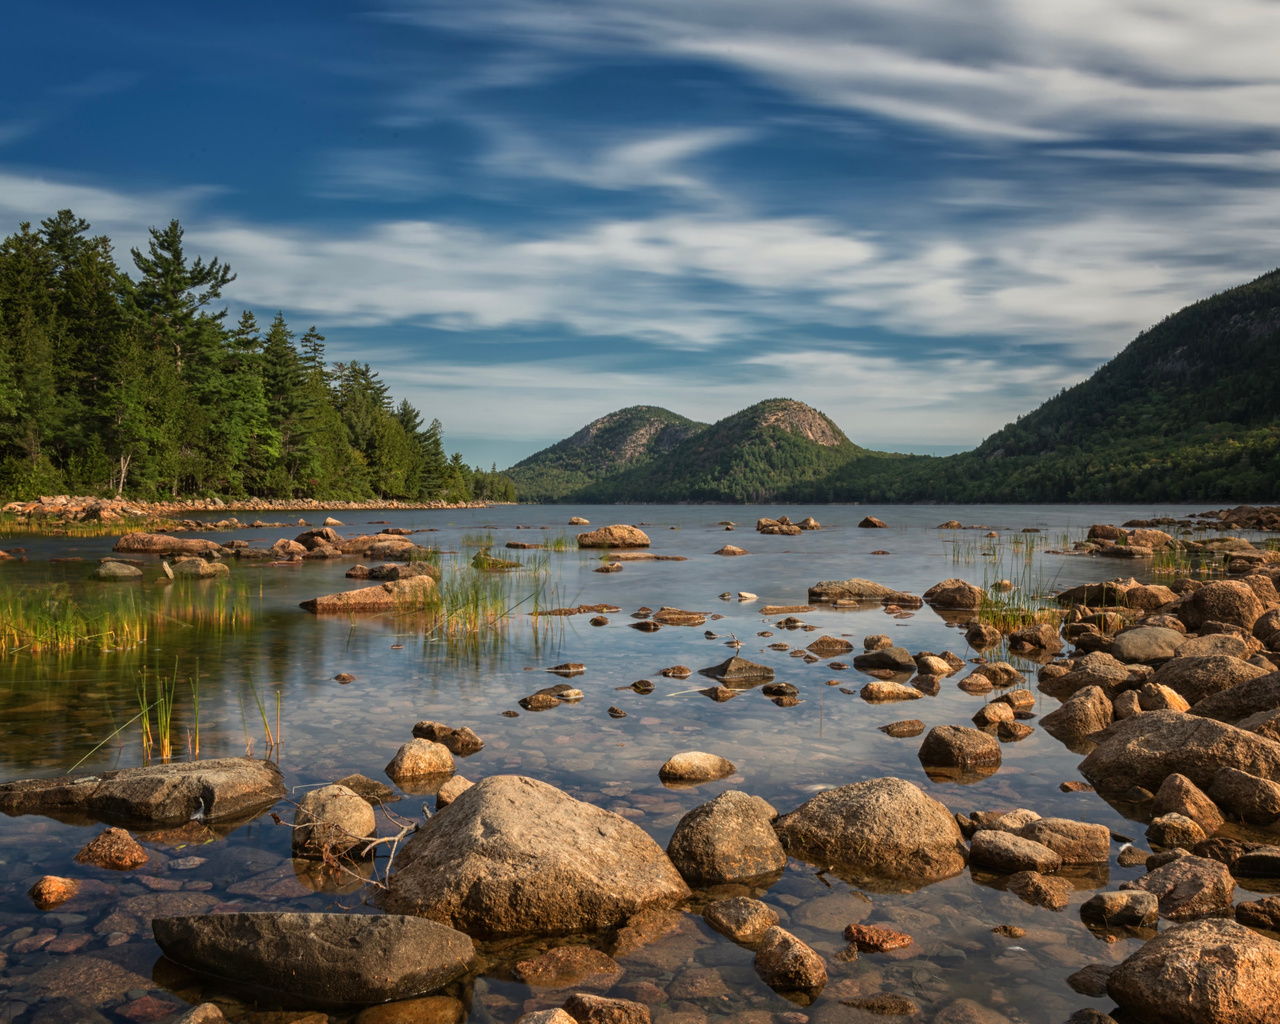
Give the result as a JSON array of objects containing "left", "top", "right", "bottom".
[
  {"left": 879, "top": 720, "right": 925, "bottom": 738},
  {"left": 842, "top": 924, "right": 913, "bottom": 952},
  {"left": 75, "top": 828, "right": 148, "bottom": 871}
]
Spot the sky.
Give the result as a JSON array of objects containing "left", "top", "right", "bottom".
[{"left": 3, "top": 1, "right": 1280, "bottom": 467}]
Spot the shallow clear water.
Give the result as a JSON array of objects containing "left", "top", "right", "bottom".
[{"left": 0, "top": 503, "right": 1265, "bottom": 1023}]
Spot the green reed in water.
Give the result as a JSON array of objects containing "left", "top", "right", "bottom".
[{"left": 0, "top": 512, "right": 161, "bottom": 538}]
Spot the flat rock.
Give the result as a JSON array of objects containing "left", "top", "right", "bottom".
[
  {"left": 0, "top": 757, "right": 285, "bottom": 827},
  {"left": 1108, "top": 918, "right": 1280, "bottom": 1024},
  {"left": 300, "top": 575, "right": 435, "bottom": 613},
  {"left": 1110, "top": 626, "right": 1185, "bottom": 664},
  {"left": 381, "top": 776, "right": 690, "bottom": 938},
  {"left": 699, "top": 656, "right": 774, "bottom": 685},
  {"left": 807, "top": 578, "right": 917, "bottom": 604},
  {"left": 577, "top": 526, "right": 650, "bottom": 549},
  {"left": 853, "top": 646, "right": 917, "bottom": 672},
  {"left": 514, "top": 946, "right": 623, "bottom": 989},
  {"left": 152, "top": 912, "right": 475, "bottom": 1005},
  {"left": 774, "top": 776, "right": 966, "bottom": 889},
  {"left": 1015, "top": 818, "right": 1111, "bottom": 864},
  {"left": 561, "top": 994, "right": 650, "bottom": 1024},
  {"left": 114, "top": 533, "right": 226, "bottom": 556},
  {"left": 1151, "top": 655, "right": 1268, "bottom": 704},
  {"left": 969, "top": 830, "right": 1063, "bottom": 874}
]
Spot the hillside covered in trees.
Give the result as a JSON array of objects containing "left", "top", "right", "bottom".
[
  {"left": 0, "top": 211, "right": 514, "bottom": 503},
  {"left": 511, "top": 269, "right": 1280, "bottom": 504}
]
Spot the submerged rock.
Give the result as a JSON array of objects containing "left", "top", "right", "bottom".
[
  {"left": 773, "top": 776, "right": 966, "bottom": 888},
  {"left": 300, "top": 575, "right": 434, "bottom": 614},
  {"left": 381, "top": 776, "right": 690, "bottom": 938},
  {"left": 753, "top": 926, "right": 826, "bottom": 1002},
  {"left": 152, "top": 912, "right": 475, "bottom": 1005},
  {"left": 94, "top": 561, "right": 143, "bottom": 581},
  {"left": 703, "top": 896, "right": 779, "bottom": 945},
  {"left": 0, "top": 757, "right": 285, "bottom": 827}
]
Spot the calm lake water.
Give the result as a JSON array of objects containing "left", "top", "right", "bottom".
[{"left": 0, "top": 503, "right": 1264, "bottom": 1023}]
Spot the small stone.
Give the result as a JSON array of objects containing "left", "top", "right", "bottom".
[
  {"left": 998, "top": 722, "right": 1034, "bottom": 741},
  {"left": 385, "top": 739, "right": 455, "bottom": 780},
  {"left": 657, "top": 751, "right": 735, "bottom": 783},
  {"left": 703, "top": 897, "right": 779, "bottom": 945},
  {"left": 1066, "top": 964, "right": 1113, "bottom": 998},
  {"left": 75, "top": 828, "right": 148, "bottom": 870},
  {"left": 879, "top": 719, "right": 925, "bottom": 738},
  {"left": 753, "top": 926, "right": 827, "bottom": 1000},
  {"left": 1080, "top": 890, "right": 1158, "bottom": 928},
  {"left": 28, "top": 876, "right": 80, "bottom": 909},
  {"left": 608, "top": 707, "right": 627, "bottom": 718},
  {"left": 1145, "top": 813, "right": 1207, "bottom": 851},
  {"left": 514, "top": 947, "right": 622, "bottom": 988},
  {"left": 991, "top": 925, "right": 1025, "bottom": 938},
  {"left": 435, "top": 775, "right": 473, "bottom": 809},
  {"left": 560, "top": 993, "right": 649, "bottom": 1024},
  {"left": 842, "top": 923, "right": 913, "bottom": 952}
]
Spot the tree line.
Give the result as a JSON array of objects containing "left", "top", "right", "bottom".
[{"left": 0, "top": 211, "right": 515, "bottom": 503}]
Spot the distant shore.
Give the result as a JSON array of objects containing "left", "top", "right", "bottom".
[{"left": 2, "top": 495, "right": 506, "bottom": 524}]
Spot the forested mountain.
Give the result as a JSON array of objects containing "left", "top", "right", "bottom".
[
  {"left": 510, "top": 269, "right": 1280, "bottom": 504},
  {"left": 518, "top": 398, "right": 906, "bottom": 503},
  {"left": 0, "top": 211, "right": 514, "bottom": 502},
  {"left": 507, "top": 406, "right": 706, "bottom": 501}
]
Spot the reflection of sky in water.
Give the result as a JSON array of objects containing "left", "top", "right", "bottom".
[{"left": 0, "top": 503, "right": 1259, "bottom": 1021}]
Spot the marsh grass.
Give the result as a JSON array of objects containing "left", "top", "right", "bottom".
[
  {"left": 545, "top": 531, "right": 573, "bottom": 552},
  {"left": 0, "top": 578, "right": 258, "bottom": 655},
  {"left": 976, "top": 559, "right": 1064, "bottom": 632},
  {"left": 460, "top": 531, "right": 495, "bottom": 548},
  {"left": 1151, "top": 547, "right": 1223, "bottom": 578},
  {"left": 0, "top": 512, "right": 161, "bottom": 538}
]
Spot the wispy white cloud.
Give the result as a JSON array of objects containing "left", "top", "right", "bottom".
[{"left": 386, "top": 0, "right": 1280, "bottom": 143}]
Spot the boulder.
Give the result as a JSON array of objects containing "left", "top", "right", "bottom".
[
  {"left": 292, "top": 785, "right": 376, "bottom": 858},
  {"left": 714, "top": 544, "right": 748, "bottom": 556},
  {"left": 300, "top": 575, "right": 435, "bottom": 614},
  {"left": 807, "top": 578, "right": 917, "bottom": 604},
  {"left": 1190, "top": 671, "right": 1280, "bottom": 724},
  {"left": 1079, "top": 711, "right": 1280, "bottom": 798},
  {"left": 923, "top": 578, "right": 984, "bottom": 610},
  {"left": 1179, "top": 581, "right": 1265, "bottom": 631},
  {"left": 1041, "top": 685, "right": 1112, "bottom": 741},
  {"left": 114, "top": 533, "right": 226, "bottom": 557},
  {"left": 381, "top": 776, "right": 690, "bottom": 938},
  {"left": 658, "top": 752, "right": 735, "bottom": 783},
  {"left": 1236, "top": 895, "right": 1280, "bottom": 930},
  {"left": 808, "top": 635, "right": 854, "bottom": 655},
  {"left": 933, "top": 1000, "right": 1013, "bottom": 1024},
  {"left": 753, "top": 926, "right": 826, "bottom": 1001},
  {"left": 861, "top": 681, "right": 922, "bottom": 702},
  {"left": 1015, "top": 818, "right": 1110, "bottom": 863},
  {"left": 74, "top": 827, "right": 148, "bottom": 870},
  {"left": 1238, "top": 708, "right": 1280, "bottom": 742},
  {"left": 513, "top": 947, "right": 622, "bottom": 989},
  {"left": 28, "top": 875, "right": 80, "bottom": 910},
  {"left": 1008, "top": 623, "right": 1063, "bottom": 653},
  {"left": 918, "top": 725, "right": 1002, "bottom": 767},
  {"left": 152, "top": 913, "right": 475, "bottom": 1005},
  {"left": 773, "top": 776, "right": 966, "bottom": 888},
  {"left": 1209, "top": 767, "right": 1280, "bottom": 825},
  {"left": 171, "top": 557, "right": 230, "bottom": 579},
  {"left": 94, "top": 561, "right": 143, "bottom": 581},
  {"left": 1123, "top": 855, "right": 1234, "bottom": 920},
  {"left": 666, "top": 791, "right": 785, "bottom": 886},
  {"left": 1146, "top": 813, "right": 1207, "bottom": 849},
  {"left": 1138, "top": 682, "right": 1190, "bottom": 712},
  {"left": 411, "top": 722, "right": 484, "bottom": 756},
  {"left": 858, "top": 516, "right": 889, "bottom": 528},
  {"left": 1007, "top": 870, "right": 1071, "bottom": 909},
  {"left": 1150, "top": 655, "right": 1269, "bottom": 704},
  {"left": 561, "top": 994, "right": 649, "bottom": 1024},
  {"left": 0, "top": 757, "right": 285, "bottom": 827},
  {"left": 1079, "top": 890, "right": 1158, "bottom": 928},
  {"left": 1110, "top": 627, "right": 1184, "bottom": 664},
  {"left": 385, "top": 740, "right": 455, "bottom": 781},
  {"left": 435, "top": 775, "right": 472, "bottom": 810},
  {"left": 965, "top": 622, "right": 1003, "bottom": 648},
  {"left": 577, "top": 526, "right": 650, "bottom": 549},
  {"left": 699, "top": 656, "right": 774, "bottom": 686},
  {"left": 1151, "top": 774, "right": 1224, "bottom": 832},
  {"left": 1176, "top": 633, "right": 1251, "bottom": 660},
  {"left": 1040, "top": 652, "right": 1131, "bottom": 701},
  {"left": 969, "top": 831, "right": 1062, "bottom": 874},
  {"left": 1107, "top": 918, "right": 1280, "bottom": 1023},
  {"left": 852, "top": 646, "right": 917, "bottom": 672},
  {"left": 703, "top": 897, "right": 779, "bottom": 945}
]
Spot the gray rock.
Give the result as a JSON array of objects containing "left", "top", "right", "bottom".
[
  {"left": 666, "top": 791, "right": 785, "bottom": 886},
  {"left": 1175, "top": 633, "right": 1251, "bottom": 660},
  {"left": 1079, "top": 890, "right": 1158, "bottom": 927},
  {"left": 1110, "top": 626, "right": 1184, "bottom": 664},
  {"left": 1040, "top": 652, "right": 1131, "bottom": 701},
  {"left": 1078, "top": 710, "right": 1280, "bottom": 798},
  {"left": 381, "top": 776, "right": 690, "bottom": 938},
  {"left": 774, "top": 776, "right": 966, "bottom": 889},
  {"left": 1123, "top": 854, "right": 1234, "bottom": 920},
  {"left": 1108, "top": 918, "right": 1280, "bottom": 1024},
  {"left": 152, "top": 913, "right": 475, "bottom": 1004},
  {"left": 703, "top": 896, "right": 779, "bottom": 945},
  {"left": 93, "top": 561, "right": 143, "bottom": 581},
  {"left": 0, "top": 757, "right": 285, "bottom": 827},
  {"left": 969, "top": 830, "right": 1062, "bottom": 874}
]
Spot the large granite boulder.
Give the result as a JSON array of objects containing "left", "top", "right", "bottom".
[
  {"left": 0, "top": 758, "right": 285, "bottom": 827},
  {"left": 923, "top": 578, "right": 984, "bottom": 610},
  {"left": 1150, "top": 656, "right": 1269, "bottom": 705},
  {"left": 300, "top": 575, "right": 434, "bottom": 614},
  {"left": 380, "top": 776, "right": 690, "bottom": 938},
  {"left": 1078, "top": 711, "right": 1280, "bottom": 798},
  {"left": 1107, "top": 918, "right": 1280, "bottom": 1024},
  {"left": 152, "top": 913, "right": 475, "bottom": 1005},
  {"left": 114, "top": 533, "right": 226, "bottom": 557},
  {"left": 773, "top": 777, "right": 966, "bottom": 889},
  {"left": 576, "top": 526, "right": 650, "bottom": 549},
  {"left": 1178, "top": 581, "right": 1265, "bottom": 632},
  {"left": 1191, "top": 672, "right": 1280, "bottom": 724},
  {"left": 807, "top": 578, "right": 917, "bottom": 604}
]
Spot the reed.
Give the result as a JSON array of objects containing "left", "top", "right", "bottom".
[
  {"left": 188, "top": 658, "right": 201, "bottom": 758},
  {"left": 154, "top": 659, "right": 178, "bottom": 761},
  {"left": 0, "top": 512, "right": 161, "bottom": 538}
]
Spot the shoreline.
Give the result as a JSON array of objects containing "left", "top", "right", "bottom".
[{"left": 1, "top": 495, "right": 508, "bottom": 524}]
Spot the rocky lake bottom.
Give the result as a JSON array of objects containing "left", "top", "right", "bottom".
[{"left": 0, "top": 502, "right": 1277, "bottom": 1024}]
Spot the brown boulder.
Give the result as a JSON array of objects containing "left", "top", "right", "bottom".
[
  {"left": 1015, "top": 818, "right": 1110, "bottom": 863},
  {"left": 858, "top": 516, "right": 889, "bottom": 528},
  {"left": 1107, "top": 918, "right": 1280, "bottom": 1024},
  {"left": 1152, "top": 774, "right": 1224, "bottom": 833},
  {"left": 773, "top": 776, "right": 966, "bottom": 888},
  {"left": 381, "top": 776, "right": 690, "bottom": 938},
  {"left": 1209, "top": 767, "right": 1280, "bottom": 825},
  {"left": 923, "top": 578, "right": 984, "bottom": 609},
  {"left": 1180, "top": 581, "right": 1265, "bottom": 631},
  {"left": 1124, "top": 854, "right": 1234, "bottom": 920},
  {"left": 1150, "top": 655, "right": 1268, "bottom": 704},
  {"left": 301, "top": 575, "right": 435, "bottom": 614},
  {"left": 753, "top": 926, "right": 826, "bottom": 1001},
  {"left": 114, "top": 533, "right": 226, "bottom": 557},
  {"left": 561, "top": 994, "right": 649, "bottom": 1024},
  {"left": 1190, "top": 671, "right": 1280, "bottom": 724},
  {"left": 918, "top": 725, "right": 1002, "bottom": 767},
  {"left": 576, "top": 526, "right": 650, "bottom": 549},
  {"left": 666, "top": 791, "right": 785, "bottom": 885}
]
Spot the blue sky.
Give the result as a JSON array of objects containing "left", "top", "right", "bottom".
[{"left": 4, "top": 1, "right": 1280, "bottom": 467}]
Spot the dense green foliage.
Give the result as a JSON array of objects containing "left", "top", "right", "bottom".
[
  {"left": 0, "top": 211, "right": 515, "bottom": 503},
  {"left": 512, "top": 270, "right": 1280, "bottom": 504},
  {"left": 507, "top": 405, "right": 706, "bottom": 501}
]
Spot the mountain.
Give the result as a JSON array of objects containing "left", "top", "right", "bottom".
[
  {"left": 507, "top": 406, "right": 707, "bottom": 502},
  {"left": 507, "top": 269, "right": 1280, "bottom": 504},
  {"left": 830, "top": 267, "right": 1280, "bottom": 502}
]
